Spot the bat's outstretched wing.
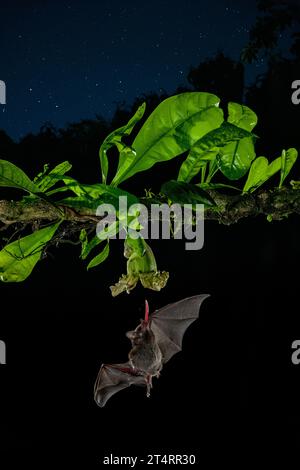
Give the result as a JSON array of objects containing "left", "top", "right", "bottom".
[
  {"left": 149, "top": 294, "right": 210, "bottom": 364},
  {"left": 94, "top": 362, "right": 146, "bottom": 407}
]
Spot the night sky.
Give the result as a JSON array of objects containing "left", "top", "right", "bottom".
[{"left": 0, "top": 0, "right": 263, "bottom": 140}]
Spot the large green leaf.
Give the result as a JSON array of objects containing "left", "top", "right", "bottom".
[
  {"left": 243, "top": 156, "right": 281, "bottom": 193},
  {"left": 36, "top": 161, "right": 72, "bottom": 192},
  {"left": 279, "top": 148, "right": 298, "bottom": 188},
  {"left": 217, "top": 136, "right": 256, "bottom": 180},
  {"left": 100, "top": 103, "right": 146, "bottom": 184},
  {"left": 227, "top": 102, "right": 258, "bottom": 131},
  {"left": 178, "top": 122, "right": 253, "bottom": 182},
  {"left": 161, "top": 180, "right": 215, "bottom": 206},
  {"left": 111, "top": 92, "right": 222, "bottom": 186},
  {"left": 0, "top": 222, "right": 60, "bottom": 282},
  {"left": 0, "top": 159, "right": 39, "bottom": 193},
  {"left": 178, "top": 148, "right": 218, "bottom": 183},
  {"left": 87, "top": 241, "right": 110, "bottom": 270}
]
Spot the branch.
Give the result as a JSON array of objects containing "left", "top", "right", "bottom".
[
  {"left": 204, "top": 187, "right": 300, "bottom": 225},
  {"left": 0, "top": 187, "right": 300, "bottom": 230},
  {"left": 0, "top": 199, "right": 100, "bottom": 226}
]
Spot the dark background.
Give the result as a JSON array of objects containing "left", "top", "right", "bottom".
[
  {"left": 1, "top": 220, "right": 300, "bottom": 464},
  {"left": 0, "top": 0, "right": 300, "bottom": 465}
]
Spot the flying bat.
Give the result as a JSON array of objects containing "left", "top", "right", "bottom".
[{"left": 94, "top": 294, "right": 209, "bottom": 407}]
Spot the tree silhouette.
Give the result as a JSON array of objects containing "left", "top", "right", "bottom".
[
  {"left": 187, "top": 52, "right": 244, "bottom": 104},
  {"left": 242, "top": 1, "right": 300, "bottom": 159},
  {"left": 241, "top": 0, "right": 300, "bottom": 63}
]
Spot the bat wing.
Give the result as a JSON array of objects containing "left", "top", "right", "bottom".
[
  {"left": 149, "top": 294, "right": 210, "bottom": 364},
  {"left": 94, "top": 362, "right": 146, "bottom": 407}
]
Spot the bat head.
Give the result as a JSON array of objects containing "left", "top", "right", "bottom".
[{"left": 125, "top": 300, "right": 152, "bottom": 345}]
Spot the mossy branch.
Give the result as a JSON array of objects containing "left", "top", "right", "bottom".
[{"left": 0, "top": 187, "right": 300, "bottom": 231}]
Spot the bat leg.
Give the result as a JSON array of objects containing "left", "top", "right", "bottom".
[{"left": 146, "top": 375, "right": 152, "bottom": 398}]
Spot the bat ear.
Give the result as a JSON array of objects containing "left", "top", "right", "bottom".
[
  {"left": 126, "top": 330, "right": 134, "bottom": 339},
  {"left": 144, "top": 300, "right": 149, "bottom": 322}
]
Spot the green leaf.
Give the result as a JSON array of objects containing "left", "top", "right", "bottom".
[
  {"left": 0, "top": 159, "right": 39, "bottom": 193},
  {"left": 81, "top": 221, "right": 119, "bottom": 260},
  {"left": 178, "top": 122, "right": 253, "bottom": 182},
  {"left": 60, "top": 176, "right": 90, "bottom": 197},
  {"left": 161, "top": 180, "right": 216, "bottom": 206},
  {"left": 111, "top": 92, "right": 222, "bottom": 186},
  {"left": 0, "top": 222, "right": 60, "bottom": 282},
  {"left": 279, "top": 148, "right": 298, "bottom": 188},
  {"left": 265, "top": 158, "right": 282, "bottom": 182},
  {"left": 243, "top": 156, "right": 281, "bottom": 193},
  {"left": 33, "top": 164, "right": 50, "bottom": 185},
  {"left": 58, "top": 196, "right": 101, "bottom": 210},
  {"left": 36, "top": 161, "right": 72, "bottom": 192},
  {"left": 178, "top": 148, "right": 218, "bottom": 183},
  {"left": 243, "top": 157, "right": 268, "bottom": 192},
  {"left": 227, "top": 102, "right": 258, "bottom": 131},
  {"left": 217, "top": 136, "right": 256, "bottom": 180},
  {"left": 61, "top": 177, "right": 138, "bottom": 207},
  {"left": 79, "top": 229, "right": 88, "bottom": 255},
  {"left": 81, "top": 234, "right": 101, "bottom": 260},
  {"left": 100, "top": 103, "right": 146, "bottom": 184},
  {"left": 87, "top": 241, "right": 110, "bottom": 270},
  {"left": 290, "top": 180, "right": 300, "bottom": 189},
  {"left": 98, "top": 189, "right": 138, "bottom": 209}
]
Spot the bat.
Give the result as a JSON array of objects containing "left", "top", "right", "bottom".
[{"left": 94, "top": 294, "right": 210, "bottom": 407}]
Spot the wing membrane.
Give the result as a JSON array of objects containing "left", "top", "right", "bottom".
[
  {"left": 94, "top": 362, "right": 145, "bottom": 407},
  {"left": 150, "top": 294, "right": 210, "bottom": 363}
]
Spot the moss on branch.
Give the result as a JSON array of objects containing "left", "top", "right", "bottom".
[{"left": 0, "top": 187, "right": 300, "bottom": 231}]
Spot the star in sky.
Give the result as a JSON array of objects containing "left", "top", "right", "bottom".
[{"left": 0, "top": 0, "right": 272, "bottom": 140}]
